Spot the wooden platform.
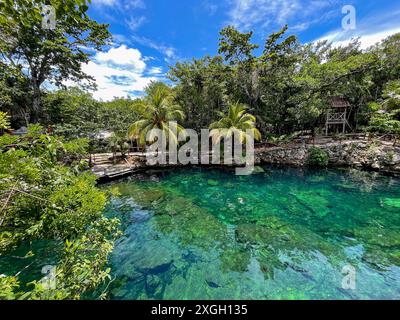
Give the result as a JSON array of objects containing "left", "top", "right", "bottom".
[{"left": 91, "top": 153, "right": 148, "bottom": 180}]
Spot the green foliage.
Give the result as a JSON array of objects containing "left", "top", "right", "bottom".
[
  {"left": 367, "top": 112, "right": 400, "bottom": 135},
  {"left": 307, "top": 147, "right": 329, "bottom": 167},
  {"left": 366, "top": 81, "right": 400, "bottom": 135},
  {"left": 0, "top": 0, "right": 111, "bottom": 122},
  {"left": 170, "top": 26, "right": 400, "bottom": 136},
  {"left": 106, "top": 133, "right": 130, "bottom": 160},
  {"left": 41, "top": 88, "right": 141, "bottom": 146},
  {"left": 0, "top": 65, "right": 32, "bottom": 128},
  {"left": 0, "top": 276, "right": 19, "bottom": 300},
  {"left": 42, "top": 88, "right": 101, "bottom": 136},
  {"left": 0, "top": 129, "right": 120, "bottom": 299},
  {"left": 0, "top": 111, "right": 11, "bottom": 131},
  {"left": 168, "top": 56, "right": 229, "bottom": 130},
  {"left": 218, "top": 26, "right": 259, "bottom": 65}
]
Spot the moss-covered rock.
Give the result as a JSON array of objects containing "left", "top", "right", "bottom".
[
  {"left": 257, "top": 248, "right": 285, "bottom": 279},
  {"left": 292, "top": 190, "right": 332, "bottom": 218},
  {"left": 235, "top": 224, "right": 274, "bottom": 245},
  {"left": 156, "top": 196, "right": 194, "bottom": 216},
  {"left": 153, "top": 199, "right": 228, "bottom": 248},
  {"left": 354, "top": 227, "right": 400, "bottom": 248},
  {"left": 115, "top": 183, "right": 166, "bottom": 208},
  {"left": 207, "top": 179, "right": 219, "bottom": 186},
  {"left": 220, "top": 248, "right": 251, "bottom": 272}
]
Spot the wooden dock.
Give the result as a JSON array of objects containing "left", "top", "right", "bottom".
[{"left": 91, "top": 153, "right": 148, "bottom": 181}]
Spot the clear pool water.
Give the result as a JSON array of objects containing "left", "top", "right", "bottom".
[{"left": 103, "top": 167, "right": 400, "bottom": 300}]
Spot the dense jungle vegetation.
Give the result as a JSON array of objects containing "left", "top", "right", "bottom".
[{"left": 0, "top": 0, "right": 400, "bottom": 299}]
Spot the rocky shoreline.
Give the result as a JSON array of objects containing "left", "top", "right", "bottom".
[
  {"left": 256, "top": 140, "right": 400, "bottom": 174},
  {"left": 92, "top": 139, "right": 400, "bottom": 181}
]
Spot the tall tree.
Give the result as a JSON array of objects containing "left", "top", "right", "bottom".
[
  {"left": 219, "top": 26, "right": 260, "bottom": 108},
  {"left": 0, "top": 0, "right": 111, "bottom": 123},
  {"left": 168, "top": 56, "right": 229, "bottom": 130},
  {"left": 0, "top": 61, "right": 32, "bottom": 127}
]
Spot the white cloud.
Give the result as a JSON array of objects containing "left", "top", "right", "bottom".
[
  {"left": 203, "top": 1, "right": 218, "bottom": 15},
  {"left": 95, "top": 45, "right": 146, "bottom": 72},
  {"left": 126, "top": 16, "right": 147, "bottom": 31},
  {"left": 226, "top": 0, "right": 400, "bottom": 48},
  {"left": 315, "top": 9, "right": 400, "bottom": 50},
  {"left": 93, "top": 0, "right": 145, "bottom": 9},
  {"left": 92, "top": 0, "right": 117, "bottom": 6},
  {"left": 81, "top": 60, "right": 155, "bottom": 100},
  {"left": 129, "top": 0, "right": 146, "bottom": 9},
  {"left": 148, "top": 67, "right": 163, "bottom": 75},
  {"left": 226, "top": 0, "right": 337, "bottom": 32},
  {"left": 318, "top": 27, "right": 400, "bottom": 50},
  {"left": 112, "top": 34, "right": 130, "bottom": 44},
  {"left": 131, "top": 35, "right": 178, "bottom": 61},
  {"left": 65, "top": 45, "right": 164, "bottom": 101}
]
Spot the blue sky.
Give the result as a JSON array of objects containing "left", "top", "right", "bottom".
[{"left": 83, "top": 0, "right": 400, "bottom": 100}]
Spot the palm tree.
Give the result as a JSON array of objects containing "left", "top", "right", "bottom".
[
  {"left": 107, "top": 133, "right": 130, "bottom": 163},
  {"left": 128, "top": 86, "right": 185, "bottom": 146},
  {"left": 209, "top": 102, "right": 261, "bottom": 143}
]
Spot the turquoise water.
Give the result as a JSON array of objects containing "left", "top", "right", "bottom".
[{"left": 104, "top": 167, "right": 400, "bottom": 300}]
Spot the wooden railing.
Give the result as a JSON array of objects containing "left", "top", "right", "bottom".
[{"left": 327, "top": 112, "right": 346, "bottom": 123}]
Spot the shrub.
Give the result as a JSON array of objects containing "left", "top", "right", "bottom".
[
  {"left": 0, "top": 130, "right": 120, "bottom": 299},
  {"left": 307, "top": 147, "right": 329, "bottom": 167},
  {"left": 0, "top": 111, "right": 11, "bottom": 133}
]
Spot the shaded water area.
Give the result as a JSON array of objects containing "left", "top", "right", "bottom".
[
  {"left": 103, "top": 167, "right": 400, "bottom": 300},
  {"left": 1, "top": 167, "right": 400, "bottom": 299}
]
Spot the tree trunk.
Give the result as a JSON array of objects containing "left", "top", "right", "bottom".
[
  {"left": 31, "top": 87, "right": 41, "bottom": 123},
  {"left": 30, "top": 76, "right": 42, "bottom": 123}
]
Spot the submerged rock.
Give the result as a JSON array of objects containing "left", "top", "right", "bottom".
[
  {"left": 220, "top": 248, "right": 251, "bottom": 273},
  {"left": 235, "top": 224, "right": 274, "bottom": 245},
  {"left": 157, "top": 196, "right": 195, "bottom": 216},
  {"left": 291, "top": 190, "right": 332, "bottom": 218},
  {"left": 207, "top": 179, "right": 219, "bottom": 186},
  {"left": 136, "top": 189, "right": 165, "bottom": 208},
  {"left": 113, "top": 235, "right": 179, "bottom": 279},
  {"left": 235, "top": 220, "right": 298, "bottom": 247},
  {"left": 153, "top": 198, "right": 228, "bottom": 248},
  {"left": 334, "top": 183, "right": 359, "bottom": 192},
  {"left": 307, "top": 175, "right": 326, "bottom": 183},
  {"left": 235, "top": 218, "right": 341, "bottom": 266},
  {"left": 354, "top": 227, "right": 400, "bottom": 249},
  {"left": 116, "top": 183, "right": 166, "bottom": 208},
  {"left": 110, "top": 288, "right": 129, "bottom": 298},
  {"left": 134, "top": 248, "right": 174, "bottom": 274},
  {"left": 146, "top": 274, "right": 164, "bottom": 297},
  {"left": 223, "top": 182, "right": 235, "bottom": 189},
  {"left": 256, "top": 248, "right": 285, "bottom": 279},
  {"left": 130, "top": 210, "right": 151, "bottom": 223}
]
